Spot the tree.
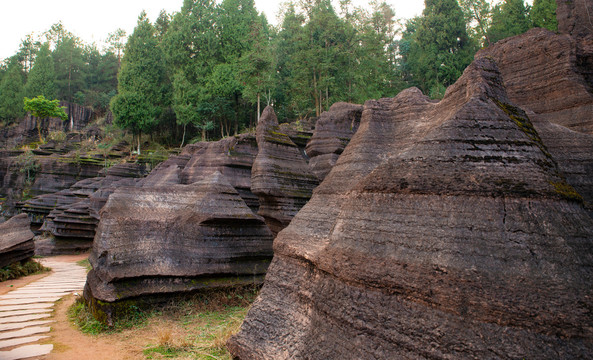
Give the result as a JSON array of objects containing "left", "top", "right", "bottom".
[
  {"left": 106, "top": 28, "right": 127, "bottom": 66},
  {"left": 238, "top": 15, "right": 275, "bottom": 122},
  {"left": 404, "top": 0, "right": 475, "bottom": 97},
  {"left": 110, "top": 12, "right": 169, "bottom": 154},
  {"left": 164, "top": 0, "right": 220, "bottom": 141},
  {"left": 487, "top": 0, "right": 531, "bottom": 43},
  {"left": 53, "top": 35, "right": 85, "bottom": 102},
  {"left": 459, "top": 0, "right": 492, "bottom": 46},
  {"left": 17, "top": 34, "right": 40, "bottom": 74},
  {"left": 25, "top": 43, "right": 56, "bottom": 99},
  {"left": 531, "top": 0, "right": 557, "bottom": 31},
  {"left": 0, "top": 57, "right": 26, "bottom": 124},
  {"left": 23, "top": 95, "right": 68, "bottom": 142}
]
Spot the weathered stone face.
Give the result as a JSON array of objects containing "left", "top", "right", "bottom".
[
  {"left": 306, "top": 102, "right": 362, "bottom": 181},
  {"left": 477, "top": 28, "right": 593, "bottom": 134},
  {"left": 251, "top": 107, "right": 319, "bottom": 235},
  {"left": 0, "top": 214, "right": 35, "bottom": 268},
  {"left": 228, "top": 58, "right": 593, "bottom": 359},
  {"left": 84, "top": 171, "right": 274, "bottom": 323}
]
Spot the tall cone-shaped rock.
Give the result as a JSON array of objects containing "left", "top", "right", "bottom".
[
  {"left": 84, "top": 171, "right": 273, "bottom": 324},
  {"left": 251, "top": 106, "right": 319, "bottom": 235},
  {"left": 228, "top": 58, "right": 593, "bottom": 359}
]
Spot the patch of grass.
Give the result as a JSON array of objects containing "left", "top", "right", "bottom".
[
  {"left": 0, "top": 259, "right": 50, "bottom": 282},
  {"left": 76, "top": 258, "right": 92, "bottom": 272},
  {"left": 70, "top": 286, "right": 258, "bottom": 359},
  {"left": 68, "top": 297, "right": 151, "bottom": 335}
]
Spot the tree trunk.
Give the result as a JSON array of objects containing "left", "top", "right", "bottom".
[
  {"left": 257, "top": 93, "right": 261, "bottom": 122},
  {"left": 202, "top": 126, "right": 206, "bottom": 142},
  {"left": 180, "top": 123, "right": 186, "bottom": 149},
  {"left": 137, "top": 131, "right": 141, "bottom": 155}
]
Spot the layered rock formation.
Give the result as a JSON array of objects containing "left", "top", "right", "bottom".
[
  {"left": 228, "top": 58, "right": 593, "bottom": 359},
  {"left": 84, "top": 172, "right": 274, "bottom": 323},
  {"left": 179, "top": 135, "right": 259, "bottom": 212},
  {"left": 33, "top": 163, "right": 147, "bottom": 255},
  {"left": 306, "top": 102, "right": 362, "bottom": 181},
  {"left": 251, "top": 107, "right": 319, "bottom": 234},
  {"left": 477, "top": 0, "right": 593, "bottom": 213},
  {"left": 0, "top": 214, "right": 35, "bottom": 268},
  {"left": 477, "top": 1, "right": 593, "bottom": 134}
]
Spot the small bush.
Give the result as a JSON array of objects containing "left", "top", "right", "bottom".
[
  {"left": 68, "top": 297, "right": 150, "bottom": 334},
  {"left": 0, "top": 259, "right": 50, "bottom": 282},
  {"left": 48, "top": 130, "right": 67, "bottom": 142}
]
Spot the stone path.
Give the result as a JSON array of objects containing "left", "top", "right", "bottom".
[{"left": 0, "top": 258, "right": 87, "bottom": 360}]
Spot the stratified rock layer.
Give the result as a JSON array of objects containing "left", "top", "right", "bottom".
[
  {"left": 84, "top": 172, "right": 274, "bottom": 323},
  {"left": 477, "top": 7, "right": 593, "bottom": 211},
  {"left": 228, "top": 58, "right": 593, "bottom": 359},
  {"left": 477, "top": 17, "right": 593, "bottom": 133},
  {"left": 0, "top": 214, "right": 35, "bottom": 268},
  {"left": 251, "top": 107, "right": 319, "bottom": 235},
  {"left": 306, "top": 102, "right": 362, "bottom": 181}
]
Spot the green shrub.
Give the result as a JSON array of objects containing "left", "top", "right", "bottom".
[{"left": 0, "top": 259, "right": 50, "bottom": 282}]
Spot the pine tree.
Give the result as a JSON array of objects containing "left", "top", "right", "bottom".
[
  {"left": 404, "top": 0, "right": 475, "bottom": 97},
  {"left": 531, "top": 0, "right": 557, "bottom": 31},
  {"left": 0, "top": 57, "right": 25, "bottom": 123},
  {"left": 487, "top": 0, "right": 531, "bottom": 43},
  {"left": 25, "top": 43, "right": 56, "bottom": 99},
  {"left": 110, "top": 12, "right": 169, "bottom": 154}
]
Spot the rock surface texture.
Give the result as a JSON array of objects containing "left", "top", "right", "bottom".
[
  {"left": 251, "top": 107, "right": 319, "bottom": 235},
  {"left": 477, "top": 0, "right": 593, "bottom": 134},
  {"left": 306, "top": 102, "right": 362, "bottom": 181},
  {"left": 477, "top": 0, "right": 593, "bottom": 213},
  {"left": 228, "top": 58, "right": 593, "bottom": 359},
  {"left": 84, "top": 172, "right": 274, "bottom": 324},
  {"left": 0, "top": 214, "right": 35, "bottom": 268}
]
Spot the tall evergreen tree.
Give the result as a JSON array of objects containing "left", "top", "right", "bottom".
[
  {"left": 25, "top": 43, "right": 56, "bottom": 99},
  {"left": 487, "top": 0, "right": 531, "bottom": 43},
  {"left": 110, "top": 12, "right": 169, "bottom": 154},
  {"left": 531, "top": 0, "right": 557, "bottom": 31},
  {"left": 459, "top": 0, "right": 493, "bottom": 46},
  {"left": 0, "top": 57, "right": 26, "bottom": 123},
  {"left": 164, "top": 0, "right": 220, "bottom": 141},
  {"left": 239, "top": 14, "right": 275, "bottom": 122},
  {"left": 53, "top": 35, "right": 85, "bottom": 102},
  {"left": 404, "top": 0, "right": 475, "bottom": 97}
]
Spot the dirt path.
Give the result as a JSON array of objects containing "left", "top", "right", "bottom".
[{"left": 0, "top": 254, "right": 146, "bottom": 360}]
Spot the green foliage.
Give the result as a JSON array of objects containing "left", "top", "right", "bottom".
[
  {"left": 25, "top": 43, "right": 56, "bottom": 99},
  {"left": 459, "top": 0, "right": 493, "bottom": 46},
  {"left": 0, "top": 57, "right": 26, "bottom": 123},
  {"left": 0, "top": 259, "right": 50, "bottom": 282},
  {"left": 403, "top": 0, "right": 475, "bottom": 94},
  {"left": 23, "top": 95, "right": 68, "bottom": 120},
  {"left": 68, "top": 297, "right": 149, "bottom": 335},
  {"left": 531, "top": 0, "right": 558, "bottom": 31},
  {"left": 53, "top": 35, "right": 86, "bottom": 102},
  {"left": 14, "top": 149, "right": 39, "bottom": 183},
  {"left": 111, "top": 12, "right": 170, "bottom": 146},
  {"left": 487, "top": 0, "right": 531, "bottom": 43}
]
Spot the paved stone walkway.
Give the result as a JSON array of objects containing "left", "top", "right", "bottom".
[{"left": 0, "top": 258, "right": 87, "bottom": 360}]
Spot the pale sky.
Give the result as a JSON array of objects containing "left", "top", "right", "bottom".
[{"left": 0, "top": 0, "right": 425, "bottom": 61}]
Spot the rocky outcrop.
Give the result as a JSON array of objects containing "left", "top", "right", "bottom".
[
  {"left": 0, "top": 214, "right": 35, "bottom": 268},
  {"left": 306, "top": 102, "right": 362, "bottom": 181},
  {"left": 228, "top": 58, "right": 593, "bottom": 359},
  {"left": 84, "top": 172, "right": 274, "bottom": 324},
  {"left": 34, "top": 163, "right": 147, "bottom": 255},
  {"left": 477, "top": 1, "right": 593, "bottom": 134},
  {"left": 180, "top": 135, "right": 260, "bottom": 212},
  {"left": 251, "top": 107, "right": 319, "bottom": 235}
]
